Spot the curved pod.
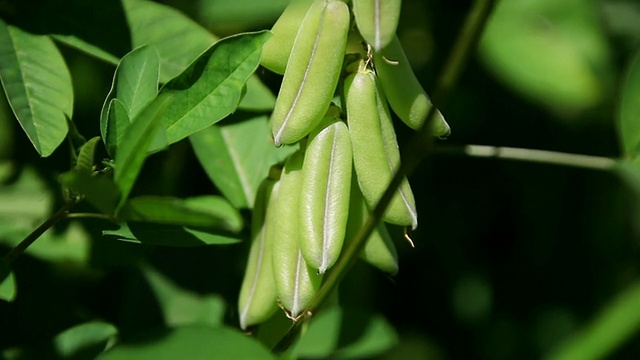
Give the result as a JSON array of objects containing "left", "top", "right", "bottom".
[
  {"left": 352, "top": 0, "right": 401, "bottom": 52},
  {"left": 300, "top": 115, "right": 353, "bottom": 274},
  {"left": 271, "top": 0, "right": 350, "bottom": 146},
  {"left": 270, "top": 151, "right": 323, "bottom": 318},
  {"left": 261, "top": 0, "right": 314, "bottom": 75},
  {"left": 237, "top": 178, "right": 279, "bottom": 329},
  {"left": 345, "top": 69, "right": 418, "bottom": 229},
  {"left": 374, "top": 36, "right": 450, "bottom": 136}
]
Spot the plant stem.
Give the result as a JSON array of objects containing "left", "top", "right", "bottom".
[
  {"left": 2, "top": 200, "right": 77, "bottom": 264},
  {"left": 272, "top": 0, "right": 496, "bottom": 353},
  {"left": 438, "top": 145, "right": 616, "bottom": 170}
]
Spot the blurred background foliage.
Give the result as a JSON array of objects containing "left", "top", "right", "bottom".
[{"left": 1, "top": 0, "right": 640, "bottom": 359}]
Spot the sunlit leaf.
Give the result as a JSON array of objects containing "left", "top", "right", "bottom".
[
  {"left": 114, "top": 93, "right": 174, "bottom": 208},
  {"left": 143, "top": 266, "right": 226, "bottom": 327},
  {"left": 100, "top": 45, "right": 160, "bottom": 151},
  {"left": 0, "top": 19, "right": 72, "bottom": 157},
  {"left": 53, "top": 322, "right": 118, "bottom": 359},
  {"left": 238, "top": 75, "right": 276, "bottom": 112},
  {"left": 103, "top": 99, "right": 131, "bottom": 158},
  {"left": 97, "top": 326, "right": 275, "bottom": 360},
  {"left": 157, "top": 31, "right": 271, "bottom": 147},
  {"left": 123, "top": 0, "right": 217, "bottom": 82},
  {"left": 479, "top": 0, "right": 612, "bottom": 112},
  {"left": 189, "top": 114, "right": 295, "bottom": 208}
]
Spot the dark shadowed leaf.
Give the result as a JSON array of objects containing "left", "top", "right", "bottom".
[
  {"left": 619, "top": 51, "right": 640, "bottom": 158},
  {"left": 118, "top": 196, "right": 243, "bottom": 232},
  {"left": 103, "top": 222, "right": 241, "bottom": 247},
  {"left": 97, "top": 326, "right": 274, "bottom": 360}
]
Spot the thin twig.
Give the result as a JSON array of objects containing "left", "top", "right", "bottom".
[
  {"left": 2, "top": 200, "right": 77, "bottom": 264},
  {"left": 272, "top": 0, "right": 496, "bottom": 353}
]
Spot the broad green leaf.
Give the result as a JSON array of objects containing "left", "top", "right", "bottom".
[
  {"left": 116, "top": 46, "right": 160, "bottom": 119},
  {"left": 103, "top": 222, "right": 241, "bottom": 246},
  {"left": 545, "top": 280, "right": 640, "bottom": 360},
  {"left": 619, "top": 51, "right": 640, "bottom": 158},
  {"left": 0, "top": 19, "right": 72, "bottom": 157},
  {"left": 118, "top": 196, "right": 243, "bottom": 232},
  {"left": 238, "top": 75, "right": 276, "bottom": 112},
  {"left": 0, "top": 260, "right": 16, "bottom": 302},
  {"left": 143, "top": 266, "right": 226, "bottom": 327},
  {"left": 100, "top": 46, "right": 159, "bottom": 156},
  {"left": 123, "top": 0, "right": 217, "bottom": 82},
  {"left": 0, "top": 166, "right": 52, "bottom": 236},
  {"left": 97, "top": 326, "right": 275, "bottom": 360},
  {"left": 114, "top": 93, "right": 174, "bottom": 209},
  {"left": 104, "top": 99, "right": 131, "bottom": 158},
  {"left": 53, "top": 322, "right": 118, "bottom": 359},
  {"left": 52, "top": 34, "right": 120, "bottom": 65},
  {"left": 289, "top": 307, "right": 398, "bottom": 359},
  {"left": 157, "top": 31, "right": 271, "bottom": 147},
  {"left": 196, "top": 0, "right": 290, "bottom": 31},
  {"left": 189, "top": 114, "right": 295, "bottom": 209},
  {"left": 479, "top": 0, "right": 612, "bottom": 112}
]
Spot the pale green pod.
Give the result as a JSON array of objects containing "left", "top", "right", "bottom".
[
  {"left": 271, "top": 151, "right": 323, "bottom": 318},
  {"left": 237, "top": 178, "right": 279, "bottom": 329},
  {"left": 344, "top": 69, "right": 418, "bottom": 229},
  {"left": 374, "top": 36, "right": 450, "bottom": 136},
  {"left": 261, "top": 0, "right": 314, "bottom": 75},
  {"left": 271, "top": 0, "right": 350, "bottom": 146},
  {"left": 299, "top": 115, "right": 352, "bottom": 274},
  {"left": 345, "top": 181, "right": 398, "bottom": 274},
  {"left": 352, "top": 0, "right": 401, "bottom": 52}
]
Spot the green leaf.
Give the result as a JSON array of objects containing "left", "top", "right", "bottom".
[
  {"left": 52, "top": 34, "right": 120, "bottom": 65},
  {"left": 53, "top": 322, "right": 118, "bottom": 359},
  {"left": 103, "top": 222, "right": 241, "bottom": 247},
  {"left": 196, "top": 0, "right": 290, "bottom": 32},
  {"left": 238, "top": 75, "right": 276, "bottom": 112},
  {"left": 143, "top": 266, "right": 226, "bottom": 327},
  {"left": 114, "top": 93, "right": 174, "bottom": 209},
  {"left": 0, "top": 19, "right": 73, "bottom": 157},
  {"left": 97, "top": 326, "right": 275, "bottom": 360},
  {"left": 118, "top": 196, "right": 243, "bottom": 232},
  {"left": 104, "top": 99, "right": 131, "bottom": 158},
  {"left": 289, "top": 307, "right": 399, "bottom": 359},
  {"left": 0, "top": 260, "right": 16, "bottom": 302},
  {"left": 479, "top": 0, "right": 612, "bottom": 112},
  {"left": 619, "top": 50, "right": 640, "bottom": 158},
  {"left": 189, "top": 114, "right": 295, "bottom": 208},
  {"left": 545, "top": 280, "right": 640, "bottom": 360},
  {"left": 75, "top": 137, "right": 101, "bottom": 173},
  {"left": 123, "top": 0, "right": 217, "bottom": 82},
  {"left": 100, "top": 46, "right": 160, "bottom": 157},
  {"left": 154, "top": 31, "right": 271, "bottom": 147}
]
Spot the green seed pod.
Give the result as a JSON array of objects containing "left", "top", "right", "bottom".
[
  {"left": 299, "top": 113, "right": 353, "bottom": 274},
  {"left": 238, "top": 178, "right": 279, "bottom": 329},
  {"left": 271, "top": 0, "right": 350, "bottom": 146},
  {"left": 352, "top": 0, "right": 401, "bottom": 52},
  {"left": 261, "top": 0, "right": 314, "bottom": 75},
  {"left": 346, "top": 179, "right": 398, "bottom": 275},
  {"left": 374, "top": 36, "right": 450, "bottom": 136},
  {"left": 344, "top": 68, "right": 418, "bottom": 229},
  {"left": 271, "top": 151, "right": 323, "bottom": 318}
]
